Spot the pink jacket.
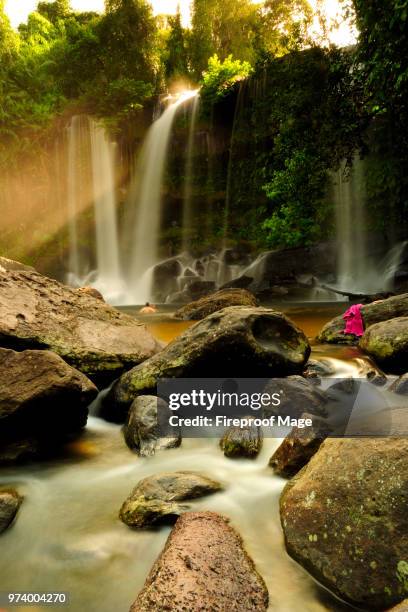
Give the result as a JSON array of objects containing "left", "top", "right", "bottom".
[{"left": 342, "top": 304, "right": 365, "bottom": 337}]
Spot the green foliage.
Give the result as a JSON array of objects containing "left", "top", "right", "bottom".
[
  {"left": 190, "top": 0, "right": 258, "bottom": 78},
  {"left": 201, "top": 54, "right": 252, "bottom": 108},
  {"left": 163, "top": 10, "right": 189, "bottom": 82}
]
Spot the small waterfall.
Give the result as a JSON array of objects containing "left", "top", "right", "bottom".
[
  {"left": 126, "top": 91, "right": 198, "bottom": 304},
  {"left": 66, "top": 116, "right": 124, "bottom": 304},
  {"left": 182, "top": 94, "right": 200, "bottom": 252},
  {"left": 335, "top": 157, "right": 370, "bottom": 291},
  {"left": 89, "top": 119, "right": 124, "bottom": 302}
]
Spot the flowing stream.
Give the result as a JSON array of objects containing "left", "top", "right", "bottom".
[{"left": 0, "top": 304, "right": 369, "bottom": 612}]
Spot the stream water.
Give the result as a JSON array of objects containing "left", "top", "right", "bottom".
[{"left": 0, "top": 303, "right": 371, "bottom": 612}]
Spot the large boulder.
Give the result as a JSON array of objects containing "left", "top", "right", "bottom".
[
  {"left": 0, "top": 257, "right": 35, "bottom": 273},
  {"left": 269, "top": 413, "right": 332, "bottom": 478},
  {"left": 119, "top": 472, "right": 223, "bottom": 528},
  {"left": 0, "top": 269, "right": 161, "bottom": 383},
  {"left": 318, "top": 293, "right": 408, "bottom": 344},
  {"left": 123, "top": 396, "right": 181, "bottom": 455},
  {"left": 106, "top": 306, "right": 311, "bottom": 420},
  {"left": 0, "top": 489, "right": 22, "bottom": 534},
  {"left": 174, "top": 288, "right": 258, "bottom": 321},
  {"left": 280, "top": 438, "right": 408, "bottom": 609},
  {"left": 359, "top": 317, "right": 408, "bottom": 374},
  {"left": 131, "top": 511, "right": 269, "bottom": 611},
  {"left": 390, "top": 373, "right": 408, "bottom": 396},
  {"left": 263, "top": 376, "right": 328, "bottom": 419},
  {"left": 0, "top": 347, "right": 97, "bottom": 462}
]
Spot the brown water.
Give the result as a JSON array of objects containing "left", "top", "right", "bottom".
[{"left": 0, "top": 303, "right": 366, "bottom": 612}]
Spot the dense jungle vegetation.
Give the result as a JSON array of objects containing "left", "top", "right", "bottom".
[{"left": 0, "top": 0, "right": 407, "bottom": 250}]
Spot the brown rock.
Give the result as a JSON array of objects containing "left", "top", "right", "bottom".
[
  {"left": 131, "top": 512, "right": 269, "bottom": 611},
  {"left": 76, "top": 286, "right": 104, "bottom": 301},
  {"left": 220, "top": 419, "right": 263, "bottom": 458},
  {"left": 174, "top": 288, "right": 258, "bottom": 321},
  {"left": 0, "top": 269, "right": 161, "bottom": 383},
  {"left": 0, "top": 347, "right": 97, "bottom": 462},
  {"left": 359, "top": 317, "right": 408, "bottom": 374},
  {"left": 269, "top": 413, "right": 332, "bottom": 478},
  {"left": 280, "top": 438, "right": 408, "bottom": 609},
  {"left": 0, "top": 489, "right": 22, "bottom": 533}
]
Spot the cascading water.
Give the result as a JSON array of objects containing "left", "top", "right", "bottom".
[
  {"left": 125, "top": 91, "right": 198, "bottom": 304},
  {"left": 335, "top": 156, "right": 370, "bottom": 291},
  {"left": 182, "top": 95, "right": 200, "bottom": 252},
  {"left": 66, "top": 116, "right": 124, "bottom": 304}
]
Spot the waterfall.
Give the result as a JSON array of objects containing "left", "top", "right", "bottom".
[
  {"left": 126, "top": 91, "right": 198, "bottom": 304},
  {"left": 335, "top": 157, "right": 370, "bottom": 291},
  {"left": 182, "top": 94, "right": 200, "bottom": 252},
  {"left": 66, "top": 116, "right": 124, "bottom": 304},
  {"left": 89, "top": 118, "right": 124, "bottom": 302}
]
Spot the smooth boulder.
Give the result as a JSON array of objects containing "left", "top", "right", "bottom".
[
  {"left": 123, "top": 396, "right": 181, "bottom": 456},
  {"left": 107, "top": 306, "right": 311, "bottom": 419},
  {"left": 174, "top": 288, "right": 258, "bottom": 321},
  {"left": 359, "top": 317, "right": 408, "bottom": 373},
  {"left": 280, "top": 438, "right": 408, "bottom": 609},
  {"left": 318, "top": 293, "right": 408, "bottom": 344},
  {"left": 0, "top": 347, "right": 97, "bottom": 462},
  {"left": 120, "top": 472, "right": 223, "bottom": 528},
  {"left": 263, "top": 376, "right": 328, "bottom": 419},
  {"left": 269, "top": 413, "right": 332, "bottom": 478},
  {"left": 0, "top": 489, "right": 22, "bottom": 533},
  {"left": 0, "top": 268, "right": 161, "bottom": 383},
  {"left": 131, "top": 512, "right": 269, "bottom": 611}
]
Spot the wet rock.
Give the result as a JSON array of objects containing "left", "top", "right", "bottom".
[
  {"left": 151, "top": 258, "right": 183, "bottom": 303},
  {"left": 123, "top": 396, "right": 181, "bottom": 456},
  {"left": 389, "top": 373, "right": 408, "bottom": 395},
  {"left": 318, "top": 293, "right": 408, "bottom": 345},
  {"left": 167, "top": 280, "right": 216, "bottom": 304},
  {"left": 303, "top": 359, "right": 335, "bottom": 378},
  {"left": 119, "top": 472, "right": 223, "bottom": 528},
  {"left": 220, "top": 418, "right": 262, "bottom": 458},
  {"left": 360, "top": 317, "right": 408, "bottom": 374},
  {"left": 269, "top": 413, "right": 332, "bottom": 478},
  {"left": 263, "top": 376, "right": 328, "bottom": 419},
  {"left": 280, "top": 438, "right": 408, "bottom": 609},
  {"left": 174, "top": 288, "right": 258, "bottom": 321},
  {"left": 0, "top": 268, "right": 161, "bottom": 383},
  {"left": 255, "top": 244, "right": 336, "bottom": 285},
  {"left": 0, "top": 347, "right": 97, "bottom": 463},
  {"left": 0, "top": 489, "right": 22, "bottom": 533},
  {"left": 107, "top": 307, "right": 310, "bottom": 420},
  {"left": 366, "top": 369, "right": 388, "bottom": 387},
  {"left": 131, "top": 511, "right": 269, "bottom": 611}
]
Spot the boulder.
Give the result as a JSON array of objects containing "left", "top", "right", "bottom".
[
  {"left": 390, "top": 373, "right": 408, "bottom": 396},
  {"left": 131, "top": 511, "right": 269, "bottom": 611},
  {"left": 280, "top": 438, "right": 408, "bottom": 609},
  {"left": 269, "top": 413, "right": 332, "bottom": 478},
  {"left": 123, "top": 396, "right": 181, "bottom": 456},
  {"left": 151, "top": 258, "right": 183, "bottom": 303},
  {"left": 167, "top": 280, "right": 216, "bottom": 304},
  {"left": 106, "top": 307, "right": 310, "bottom": 420},
  {"left": 0, "top": 347, "right": 97, "bottom": 462},
  {"left": 0, "top": 268, "right": 161, "bottom": 383},
  {"left": 388, "top": 601, "right": 408, "bottom": 611},
  {"left": 318, "top": 293, "right": 408, "bottom": 345},
  {"left": 220, "top": 418, "right": 263, "bottom": 458},
  {"left": 263, "top": 376, "right": 328, "bottom": 419},
  {"left": 359, "top": 317, "right": 408, "bottom": 374},
  {"left": 219, "top": 275, "right": 254, "bottom": 290},
  {"left": 119, "top": 472, "right": 223, "bottom": 528},
  {"left": 174, "top": 288, "right": 258, "bottom": 321},
  {"left": 0, "top": 489, "right": 22, "bottom": 534}
]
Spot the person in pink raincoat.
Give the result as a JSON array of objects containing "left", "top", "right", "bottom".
[{"left": 342, "top": 303, "right": 365, "bottom": 337}]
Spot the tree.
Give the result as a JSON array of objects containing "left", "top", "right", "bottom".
[
  {"left": 190, "top": 0, "right": 258, "bottom": 78},
  {"left": 36, "top": 0, "right": 72, "bottom": 23},
  {"left": 255, "top": 0, "right": 313, "bottom": 60},
  {"left": 164, "top": 9, "right": 189, "bottom": 81}
]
